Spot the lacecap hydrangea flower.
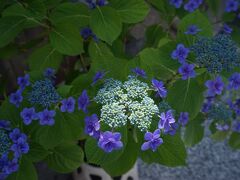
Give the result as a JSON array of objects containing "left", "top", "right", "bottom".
[{"left": 0, "top": 120, "right": 29, "bottom": 179}]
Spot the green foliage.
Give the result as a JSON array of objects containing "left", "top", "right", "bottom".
[{"left": 229, "top": 133, "right": 240, "bottom": 149}]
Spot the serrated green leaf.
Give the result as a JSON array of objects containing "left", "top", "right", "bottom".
[
  {"left": 110, "top": 0, "right": 149, "bottom": 23},
  {"left": 28, "top": 44, "right": 63, "bottom": 71},
  {"left": 50, "top": 2, "right": 90, "bottom": 28},
  {"left": 46, "top": 143, "right": 84, "bottom": 173},
  {"left": 26, "top": 141, "right": 49, "bottom": 162},
  {"left": 50, "top": 24, "right": 83, "bottom": 55},
  {"left": 90, "top": 6, "right": 122, "bottom": 44}
]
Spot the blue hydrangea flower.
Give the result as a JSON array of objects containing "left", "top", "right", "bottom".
[
  {"left": 216, "top": 123, "right": 229, "bottom": 131},
  {"left": 17, "top": 74, "right": 30, "bottom": 90},
  {"left": 60, "top": 97, "right": 75, "bottom": 113},
  {"left": 131, "top": 67, "right": 146, "bottom": 78},
  {"left": 225, "top": 0, "right": 239, "bottom": 12},
  {"left": 85, "top": 0, "right": 107, "bottom": 8},
  {"left": 92, "top": 71, "right": 106, "bottom": 85},
  {"left": 152, "top": 79, "right": 167, "bottom": 98},
  {"left": 223, "top": 24, "right": 233, "bottom": 34},
  {"left": 178, "top": 63, "right": 196, "bottom": 80},
  {"left": 3, "top": 159, "right": 19, "bottom": 175},
  {"left": 80, "top": 27, "right": 98, "bottom": 41},
  {"left": 233, "top": 99, "right": 240, "bottom": 116},
  {"left": 98, "top": 131, "right": 123, "bottom": 153},
  {"left": 169, "top": 0, "right": 183, "bottom": 8},
  {"left": 158, "top": 110, "right": 175, "bottom": 132},
  {"left": 0, "top": 120, "right": 11, "bottom": 130},
  {"left": 184, "top": 25, "right": 201, "bottom": 35},
  {"left": 232, "top": 120, "right": 240, "bottom": 132},
  {"left": 10, "top": 137, "right": 29, "bottom": 158},
  {"left": 208, "top": 103, "right": 232, "bottom": 120},
  {"left": 20, "top": 107, "right": 38, "bottom": 125},
  {"left": 9, "top": 90, "right": 23, "bottom": 107},
  {"left": 141, "top": 129, "right": 163, "bottom": 152},
  {"left": 0, "top": 130, "right": 11, "bottom": 156},
  {"left": 38, "top": 109, "right": 56, "bottom": 126},
  {"left": 184, "top": 0, "right": 199, "bottom": 12},
  {"left": 164, "top": 122, "right": 179, "bottom": 136},
  {"left": 191, "top": 34, "right": 240, "bottom": 73},
  {"left": 178, "top": 112, "right": 189, "bottom": 126},
  {"left": 9, "top": 128, "right": 27, "bottom": 143},
  {"left": 228, "top": 72, "right": 240, "bottom": 90},
  {"left": 78, "top": 90, "right": 90, "bottom": 113},
  {"left": 28, "top": 79, "right": 61, "bottom": 108},
  {"left": 84, "top": 114, "right": 100, "bottom": 139},
  {"left": 44, "top": 68, "right": 56, "bottom": 79},
  {"left": 171, "top": 44, "right": 190, "bottom": 63},
  {"left": 205, "top": 76, "right": 224, "bottom": 96}
]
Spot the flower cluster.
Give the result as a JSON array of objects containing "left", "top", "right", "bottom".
[
  {"left": 191, "top": 34, "right": 240, "bottom": 74},
  {"left": 202, "top": 72, "right": 240, "bottom": 133},
  {"left": 10, "top": 68, "right": 79, "bottom": 127},
  {"left": 0, "top": 120, "right": 29, "bottom": 179},
  {"left": 84, "top": 69, "right": 189, "bottom": 153},
  {"left": 169, "top": 0, "right": 203, "bottom": 12}
]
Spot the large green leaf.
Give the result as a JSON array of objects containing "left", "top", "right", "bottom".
[
  {"left": 50, "top": 24, "right": 83, "bottom": 55},
  {"left": 26, "top": 141, "right": 49, "bottom": 163},
  {"left": 90, "top": 6, "right": 122, "bottom": 44},
  {"left": 140, "top": 134, "right": 187, "bottom": 166},
  {"left": 145, "top": 24, "right": 165, "bottom": 48},
  {"left": 28, "top": 44, "right": 63, "bottom": 71},
  {"left": 183, "top": 113, "right": 204, "bottom": 147},
  {"left": 167, "top": 76, "right": 205, "bottom": 119},
  {"left": 110, "top": 0, "right": 149, "bottom": 23},
  {"left": 229, "top": 132, "right": 240, "bottom": 149},
  {"left": 46, "top": 143, "right": 84, "bottom": 173},
  {"left": 50, "top": 3, "right": 90, "bottom": 28},
  {"left": 0, "top": 16, "right": 26, "bottom": 48},
  {"left": 35, "top": 110, "right": 84, "bottom": 149},
  {"left": 8, "top": 157, "right": 37, "bottom": 180},
  {"left": 139, "top": 46, "right": 179, "bottom": 80},
  {"left": 102, "top": 133, "right": 139, "bottom": 177}
]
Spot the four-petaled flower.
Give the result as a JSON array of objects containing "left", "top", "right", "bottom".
[
  {"left": 98, "top": 131, "right": 123, "bottom": 153},
  {"left": 60, "top": 97, "right": 76, "bottom": 113},
  {"left": 185, "top": 25, "right": 201, "bottom": 35},
  {"left": 178, "top": 63, "right": 196, "bottom": 80},
  {"left": 20, "top": 107, "right": 37, "bottom": 125},
  {"left": 78, "top": 90, "right": 90, "bottom": 113},
  {"left": 10, "top": 137, "right": 29, "bottom": 158},
  {"left": 141, "top": 129, "right": 163, "bottom": 152},
  {"left": 84, "top": 114, "right": 100, "bottom": 139},
  {"left": 205, "top": 76, "right": 224, "bottom": 96},
  {"left": 178, "top": 112, "right": 189, "bottom": 126},
  {"left": 152, "top": 79, "right": 167, "bottom": 98},
  {"left": 38, "top": 109, "right": 56, "bottom": 126},
  {"left": 158, "top": 110, "right": 175, "bottom": 132},
  {"left": 225, "top": 0, "right": 239, "bottom": 12},
  {"left": 171, "top": 44, "right": 190, "bottom": 63},
  {"left": 228, "top": 72, "right": 240, "bottom": 90},
  {"left": 9, "top": 90, "right": 23, "bottom": 107},
  {"left": 132, "top": 67, "right": 146, "bottom": 78},
  {"left": 17, "top": 74, "right": 30, "bottom": 90}
]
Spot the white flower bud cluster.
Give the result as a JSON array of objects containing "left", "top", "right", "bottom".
[{"left": 95, "top": 76, "right": 159, "bottom": 131}]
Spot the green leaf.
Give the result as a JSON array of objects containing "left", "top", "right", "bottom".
[
  {"left": 0, "top": 16, "right": 26, "bottom": 48},
  {"left": 211, "top": 131, "right": 229, "bottom": 141},
  {"left": 139, "top": 46, "right": 179, "bottom": 80},
  {"left": 177, "top": 10, "right": 212, "bottom": 46},
  {"left": 0, "top": 43, "right": 19, "bottom": 59},
  {"left": 50, "top": 3, "right": 90, "bottom": 28},
  {"left": 85, "top": 127, "right": 127, "bottom": 165},
  {"left": 102, "top": 133, "right": 139, "bottom": 177},
  {"left": 50, "top": 24, "right": 83, "bottom": 55},
  {"left": 28, "top": 44, "right": 63, "bottom": 71},
  {"left": 8, "top": 157, "right": 37, "bottom": 180},
  {"left": 46, "top": 143, "right": 84, "bottom": 173},
  {"left": 35, "top": 110, "right": 84, "bottom": 149},
  {"left": 145, "top": 24, "right": 165, "bottom": 47},
  {"left": 90, "top": 6, "right": 122, "bottom": 44},
  {"left": 184, "top": 113, "right": 204, "bottom": 147},
  {"left": 26, "top": 141, "right": 49, "bottom": 162},
  {"left": 167, "top": 77, "right": 205, "bottom": 119},
  {"left": 229, "top": 132, "right": 240, "bottom": 149},
  {"left": 110, "top": 0, "right": 149, "bottom": 23},
  {"left": 140, "top": 134, "right": 187, "bottom": 166}
]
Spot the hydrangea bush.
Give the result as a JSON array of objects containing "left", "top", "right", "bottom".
[{"left": 0, "top": 0, "right": 240, "bottom": 179}]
